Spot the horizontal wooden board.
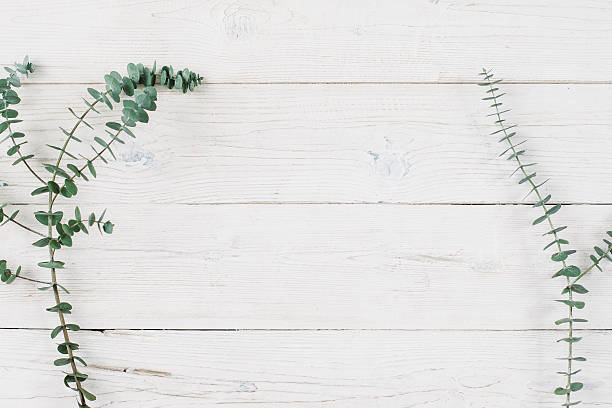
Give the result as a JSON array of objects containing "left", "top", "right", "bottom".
[
  {"left": 1, "top": 329, "right": 611, "bottom": 407},
  {"left": 2, "top": 83, "right": 612, "bottom": 204},
  {"left": 2, "top": 1, "right": 612, "bottom": 83},
  {"left": 3, "top": 204, "right": 612, "bottom": 329}
]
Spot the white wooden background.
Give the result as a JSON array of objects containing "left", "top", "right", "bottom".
[{"left": 1, "top": 1, "right": 612, "bottom": 407}]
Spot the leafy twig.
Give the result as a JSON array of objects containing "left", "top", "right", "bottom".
[{"left": 479, "top": 68, "right": 585, "bottom": 405}]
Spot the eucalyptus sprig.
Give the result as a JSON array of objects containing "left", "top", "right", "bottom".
[
  {"left": 0, "top": 57, "right": 203, "bottom": 407},
  {"left": 478, "top": 69, "right": 612, "bottom": 406}
]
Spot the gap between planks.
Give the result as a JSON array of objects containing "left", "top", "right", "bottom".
[
  {"left": 16, "top": 81, "right": 612, "bottom": 86},
  {"left": 4, "top": 202, "right": 612, "bottom": 206},
  {"left": 2, "top": 328, "right": 612, "bottom": 332}
]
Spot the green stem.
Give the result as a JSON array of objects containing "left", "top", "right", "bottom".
[
  {"left": 483, "top": 68, "right": 575, "bottom": 404},
  {"left": 6, "top": 120, "right": 45, "bottom": 184},
  {"left": 13, "top": 273, "right": 51, "bottom": 285},
  {"left": 51, "top": 92, "right": 107, "bottom": 184},
  {"left": 47, "top": 191, "right": 87, "bottom": 407},
  {"left": 6, "top": 214, "right": 46, "bottom": 237},
  {"left": 50, "top": 126, "right": 124, "bottom": 208},
  {"left": 573, "top": 245, "right": 612, "bottom": 284}
]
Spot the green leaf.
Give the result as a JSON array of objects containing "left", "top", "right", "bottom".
[
  {"left": 543, "top": 239, "right": 569, "bottom": 251},
  {"left": 122, "top": 77, "right": 135, "bottom": 96},
  {"left": 35, "top": 211, "right": 63, "bottom": 226},
  {"left": 557, "top": 337, "right": 582, "bottom": 343},
  {"left": 103, "top": 220, "right": 114, "bottom": 234},
  {"left": 533, "top": 214, "right": 548, "bottom": 225},
  {"left": 555, "top": 299, "right": 585, "bottom": 309},
  {"left": 32, "top": 237, "right": 51, "bottom": 247},
  {"left": 546, "top": 204, "right": 561, "bottom": 216},
  {"left": 6, "top": 144, "right": 20, "bottom": 156},
  {"left": 104, "top": 74, "right": 122, "bottom": 95},
  {"left": 127, "top": 63, "right": 139, "bottom": 81},
  {"left": 87, "top": 88, "right": 101, "bottom": 99},
  {"left": 46, "top": 302, "right": 72, "bottom": 313},
  {"left": 106, "top": 121, "right": 122, "bottom": 131},
  {"left": 38, "top": 260, "right": 65, "bottom": 269},
  {"left": 100, "top": 92, "right": 113, "bottom": 110},
  {"left": 555, "top": 318, "right": 588, "bottom": 325},
  {"left": 544, "top": 226, "right": 567, "bottom": 236},
  {"left": 570, "top": 382, "right": 584, "bottom": 392},
  {"left": 94, "top": 136, "right": 108, "bottom": 148},
  {"left": 57, "top": 342, "right": 79, "bottom": 354},
  {"left": 51, "top": 325, "right": 63, "bottom": 339},
  {"left": 551, "top": 250, "right": 576, "bottom": 262},
  {"left": 47, "top": 181, "right": 60, "bottom": 194},
  {"left": 42, "top": 163, "right": 70, "bottom": 179},
  {"left": 87, "top": 161, "right": 96, "bottom": 178},
  {"left": 31, "top": 186, "right": 50, "bottom": 196},
  {"left": 60, "top": 234, "right": 73, "bottom": 247},
  {"left": 64, "top": 179, "right": 78, "bottom": 195},
  {"left": 553, "top": 265, "right": 581, "bottom": 278},
  {"left": 46, "top": 144, "right": 78, "bottom": 159},
  {"left": 569, "top": 284, "right": 589, "bottom": 294},
  {"left": 12, "top": 154, "right": 34, "bottom": 166},
  {"left": 554, "top": 387, "right": 569, "bottom": 395},
  {"left": 54, "top": 358, "right": 72, "bottom": 366},
  {"left": 81, "top": 388, "right": 96, "bottom": 401}
]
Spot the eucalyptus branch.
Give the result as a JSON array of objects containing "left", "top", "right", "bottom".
[
  {"left": 7, "top": 121, "right": 44, "bottom": 184},
  {"left": 0, "top": 57, "right": 203, "bottom": 407},
  {"left": 0, "top": 56, "right": 44, "bottom": 184},
  {"left": 573, "top": 234, "right": 612, "bottom": 284},
  {"left": 0, "top": 204, "right": 44, "bottom": 237},
  {"left": 479, "top": 69, "right": 586, "bottom": 405},
  {"left": 8, "top": 215, "right": 46, "bottom": 237}
]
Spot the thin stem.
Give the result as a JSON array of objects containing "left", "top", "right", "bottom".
[
  {"left": 6, "top": 120, "right": 45, "bottom": 184},
  {"left": 50, "top": 127, "right": 124, "bottom": 208},
  {"left": 47, "top": 191, "right": 87, "bottom": 407},
  {"left": 14, "top": 273, "right": 51, "bottom": 285},
  {"left": 51, "top": 92, "right": 107, "bottom": 184},
  {"left": 573, "top": 245, "right": 612, "bottom": 284},
  {"left": 7, "top": 215, "right": 46, "bottom": 237},
  {"left": 484, "top": 69, "right": 575, "bottom": 404},
  {"left": 78, "top": 128, "right": 125, "bottom": 175}
]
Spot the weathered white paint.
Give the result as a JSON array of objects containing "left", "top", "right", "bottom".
[
  {"left": 2, "top": 204, "right": 612, "bottom": 330},
  {"left": 1, "top": 1, "right": 612, "bottom": 407},
  {"left": 1, "top": 1, "right": 612, "bottom": 83},
  {"left": 2, "top": 83, "right": 612, "bottom": 204},
  {"left": 2, "top": 329, "right": 612, "bottom": 407}
]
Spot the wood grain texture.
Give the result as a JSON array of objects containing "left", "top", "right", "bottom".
[
  {"left": 2, "top": 204, "right": 612, "bottom": 330},
  {"left": 1, "top": 329, "right": 612, "bottom": 407},
  {"left": 1, "top": 1, "right": 612, "bottom": 83},
  {"left": 2, "top": 1, "right": 612, "bottom": 407},
  {"left": 2, "top": 83, "right": 612, "bottom": 204}
]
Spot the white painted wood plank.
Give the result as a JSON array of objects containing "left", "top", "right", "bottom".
[
  {"left": 1, "top": 1, "right": 612, "bottom": 83},
  {"left": 3, "top": 83, "right": 612, "bottom": 204},
  {"left": 2, "top": 204, "right": 612, "bottom": 329},
  {"left": 1, "top": 329, "right": 611, "bottom": 407}
]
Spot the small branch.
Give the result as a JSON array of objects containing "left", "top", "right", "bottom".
[
  {"left": 51, "top": 92, "right": 107, "bottom": 184},
  {"left": 78, "top": 128, "right": 124, "bottom": 175},
  {"left": 14, "top": 273, "right": 51, "bottom": 285},
  {"left": 7, "top": 215, "right": 46, "bottom": 237},
  {"left": 483, "top": 68, "right": 577, "bottom": 406},
  {"left": 6, "top": 121, "right": 45, "bottom": 184},
  {"left": 50, "top": 127, "right": 124, "bottom": 208},
  {"left": 573, "top": 245, "right": 612, "bottom": 284}
]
